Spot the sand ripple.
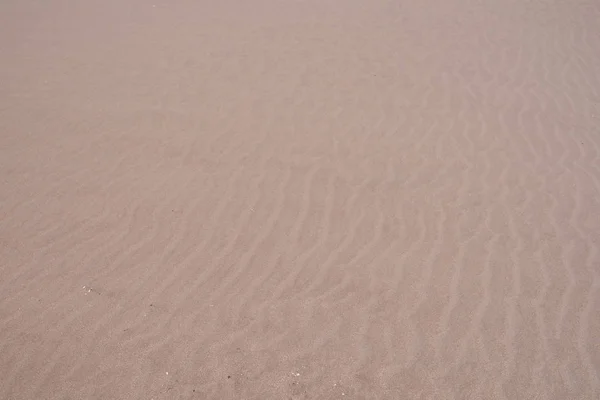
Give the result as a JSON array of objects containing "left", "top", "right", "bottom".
[{"left": 1, "top": 0, "right": 600, "bottom": 398}]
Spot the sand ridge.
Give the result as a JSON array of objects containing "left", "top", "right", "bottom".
[{"left": 1, "top": 0, "right": 600, "bottom": 399}]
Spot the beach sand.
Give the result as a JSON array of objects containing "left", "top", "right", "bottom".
[{"left": 1, "top": 0, "right": 599, "bottom": 398}]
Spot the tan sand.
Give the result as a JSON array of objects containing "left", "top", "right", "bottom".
[{"left": 1, "top": 0, "right": 600, "bottom": 398}]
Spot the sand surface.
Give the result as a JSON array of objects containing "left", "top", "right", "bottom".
[{"left": 1, "top": 0, "right": 600, "bottom": 399}]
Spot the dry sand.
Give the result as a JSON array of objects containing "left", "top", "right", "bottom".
[{"left": 1, "top": 0, "right": 600, "bottom": 399}]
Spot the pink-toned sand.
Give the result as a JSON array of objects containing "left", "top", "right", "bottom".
[{"left": 1, "top": 0, "right": 599, "bottom": 399}]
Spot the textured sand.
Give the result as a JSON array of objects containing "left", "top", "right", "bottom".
[{"left": 1, "top": 0, "right": 600, "bottom": 399}]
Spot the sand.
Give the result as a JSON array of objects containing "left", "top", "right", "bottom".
[{"left": 1, "top": 0, "right": 599, "bottom": 398}]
